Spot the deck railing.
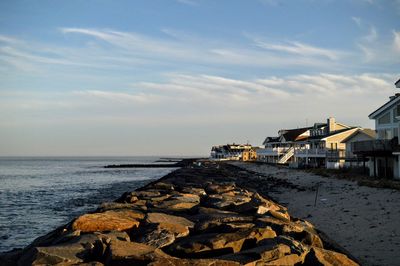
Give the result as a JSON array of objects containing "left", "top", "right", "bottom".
[{"left": 352, "top": 139, "right": 397, "bottom": 153}]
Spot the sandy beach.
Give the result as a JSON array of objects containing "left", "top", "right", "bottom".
[{"left": 231, "top": 162, "right": 400, "bottom": 266}]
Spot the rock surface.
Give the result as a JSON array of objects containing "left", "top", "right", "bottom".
[{"left": 0, "top": 161, "right": 359, "bottom": 265}]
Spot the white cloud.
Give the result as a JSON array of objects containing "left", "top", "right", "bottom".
[
  {"left": 176, "top": 0, "right": 198, "bottom": 5},
  {"left": 253, "top": 39, "right": 342, "bottom": 60},
  {"left": 258, "top": 0, "right": 281, "bottom": 6},
  {"left": 393, "top": 30, "right": 400, "bottom": 52},
  {"left": 352, "top": 17, "right": 362, "bottom": 27},
  {"left": 74, "top": 90, "right": 160, "bottom": 104},
  {"left": 364, "top": 26, "right": 378, "bottom": 42}
]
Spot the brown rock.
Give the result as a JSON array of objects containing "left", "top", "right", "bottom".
[
  {"left": 169, "top": 227, "right": 276, "bottom": 257},
  {"left": 137, "top": 228, "right": 177, "bottom": 248},
  {"left": 18, "top": 234, "right": 106, "bottom": 265},
  {"left": 181, "top": 187, "right": 207, "bottom": 196},
  {"left": 205, "top": 183, "right": 236, "bottom": 194},
  {"left": 304, "top": 247, "right": 359, "bottom": 266},
  {"left": 170, "top": 192, "right": 201, "bottom": 203},
  {"left": 203, "top": 194, "right": 252, "bottom": 210},
  {"left": 105, "top": 240, "right": 170, "bottom": 265},
  {"left": 134, "top": 190, "right": 162, "bottom": 198},
  {"left": 263, "top": 254, "right": 303, "bottom": 265},
  {"left": 72, "top": 210, "right": 143, "bottom": 233},
  {"left": 147, "top": 194, "right": 172, "bottom": 203},
  {"left": 152, "top": 182, "right": 175, "bottom": 191},
  {"left": 269, "top": 210, "right": 290, "bottom": 222},
  {"left": 149, "top": 258, "right": 240, "bottom": 266},
  {"left": 146, "top": 212, "right": 194, "bottom": 237},
  {"left": 153, "top": 199, "right": 198, "bottom": 211},
  {"left": 218, "top": 243, "right": 291, "bottom": 265}
]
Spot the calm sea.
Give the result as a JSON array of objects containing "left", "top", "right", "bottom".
[{"left": 0, "top": 156, "right": 177, "bottom": 253}]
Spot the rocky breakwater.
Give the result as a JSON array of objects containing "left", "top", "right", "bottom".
[{"left": 1, "top": 162, "right": 359, "bottom": 265}]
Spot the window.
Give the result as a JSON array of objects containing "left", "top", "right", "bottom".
[
  {"left": 394, "top": 128, "right": 399, "bottom": 138},
  {"left": 378, "top": 129, "right": 393, "bottom": 140},
  {"left": 394, "top": 105, "right": 400, "bottom": 121},
  {"left": 378, "top": 112, "right": 391, "bottom": 125}
]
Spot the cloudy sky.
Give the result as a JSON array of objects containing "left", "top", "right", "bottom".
[{"left": 0, "top": 0, "right": 399, "bottom": 156}]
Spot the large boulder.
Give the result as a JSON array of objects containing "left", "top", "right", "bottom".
[
  {"left": 135, "top": 212, "right": 196, "bottom": 248},
  {"left": 146, "top": 212, "right": 194, "bottom": 237},
  {"left": 148, "top": 257, "right": 240, "bottom": 266},
  {"left": 217, "top": 243, "right": 292, "bottom": 265},
  {"left": 105, "top": 240, "right": 169, "bottom": 265},
  {"left": 303, "top": 247, "right": 359, "bottom": 266},
  {"left": 168, "top": 227, "right": 276, "bottom": 258},
  {"left": 72, "top": 210, "right": 144, "bottom": 233},
  {"left": 151, "top": 193, "right": 200, "bottom": 211},
  {"left": 205, "top": 183, "right": 236, "bottom": 194},
  {"left": 17, "top": 234, "right": 107, "bottom": 265}
]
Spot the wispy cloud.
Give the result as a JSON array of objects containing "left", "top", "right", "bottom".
[
  {"left": 252, "top": 39, "right": 343, "bottom": 60},
  {"left": 393, "top": 30, "right": 400, "bottom": 52},
  {"left": 351, "top": 16, "right": 362, "bottom": 27},
  {"left": 363, "top": 26, "right": 378, "bottom": 42},
  {"left": 176, "top": 0, "right": 198, "bottom": 5},
  {"left": 74, "top": 90, "right": 160, "bottom": 104},
  {"left": 258, "top": 0, "right": 281, "bottom": 6}
]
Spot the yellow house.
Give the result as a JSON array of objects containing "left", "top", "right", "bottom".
[{"left": 242, "top": 148, "right": 258, "bottom": 161}]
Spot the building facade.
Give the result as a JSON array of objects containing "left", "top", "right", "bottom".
[{"left": 353, "top": 79, "right": 400, "bottom": 179}]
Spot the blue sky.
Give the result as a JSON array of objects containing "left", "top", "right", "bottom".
[{"left": 0, "top": 0, "right": 399, "bottom": 156}]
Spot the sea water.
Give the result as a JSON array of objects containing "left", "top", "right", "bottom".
[{"left": 0, "top": 156, "right": 176, "bottom": 252}]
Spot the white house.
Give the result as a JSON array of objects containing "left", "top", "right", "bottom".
[
  {"left": 353, "top": 79, "right": 400, "bottom": 179},
  {"left": 210, "top": 144, "right": 253, "bottom": 160}
]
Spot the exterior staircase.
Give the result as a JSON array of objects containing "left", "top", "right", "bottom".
[{"left": 278, "top": 147, "right": 295, "bottom": 164}]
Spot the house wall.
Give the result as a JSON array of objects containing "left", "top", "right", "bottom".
[
  {"left": 374, "top": 103, "right": 400, "bottom": 140},
  {"left": 369, "top": 101, "right": 400, "bottom": 179},
  {"left": 325, "top": 128, "right": 359, "bottom": 151},
  {"left": 345, "top": 132, "right": 375, "bottom": 157},
  {"left": 242, "top": 150, "right": 257, "bottom": 161}
]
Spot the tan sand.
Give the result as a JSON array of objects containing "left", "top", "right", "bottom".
[{"left": 231, "top": 162, "right": 400, "bottom": 266}]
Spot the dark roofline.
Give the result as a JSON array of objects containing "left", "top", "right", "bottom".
[
  {"left": 396, "top": 78, "right": 400, "bottom": 88},
  {"left": 368, "top": 95, "right": 400, "bottom": 119},
  {"left": 307, "top": 127, "right": 357, "bottom": 140}
]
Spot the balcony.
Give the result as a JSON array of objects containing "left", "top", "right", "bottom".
[
  {"left": 352, "top": 139, "right": 398, "bottom": 156},
  {"left": 257, "top": 147, "right": 291, "bottom": 156},
  {"left": 295, "top": 148, "right": 326, "bottom": 158}
]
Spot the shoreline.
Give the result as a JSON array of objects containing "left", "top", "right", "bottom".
[
  {"left": 232, "top": 161, "right": 400, "bottom": 266},
  {"left": 1, "top": 160, "right": 359, "bottom": 265}
]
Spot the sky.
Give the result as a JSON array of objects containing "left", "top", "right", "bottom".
[{"left": 0, "top": 0, "right": 399, "bottom": 156}]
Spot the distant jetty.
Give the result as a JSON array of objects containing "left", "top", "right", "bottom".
[
  {"left": 104, "top": 158, "right": 202, "bottom": 168},
  {"left": 0, "top": 160, "right": 359, "bottom": 265}
]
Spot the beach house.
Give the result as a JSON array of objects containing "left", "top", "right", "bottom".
[
  {"left": 352, "top": 79, "right": 400, "bottom": 179},
  {"left": 340, "top": 129, "right": 376, "bottom": 168},
  {"left": 294, "top": 118, "right": 359, "bottom": 168},
  {"left": 257, "top": 127, "right": 311, "bottom": 164},
  {"left": 258, "top": 117, "right": 364, "bottom": 169},
  {"left": 210, "top": 144, "right": 253, "bottom": 161}
]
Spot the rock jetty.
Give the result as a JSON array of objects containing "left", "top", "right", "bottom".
[{"left": 0, "top": 161, "right": 359, "bottom": 265}]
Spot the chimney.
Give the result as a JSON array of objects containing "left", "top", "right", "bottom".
[{"left": 327, "top": 117, "right": 335, "bottom": 133}]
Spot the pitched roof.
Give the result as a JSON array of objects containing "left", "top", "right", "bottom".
[
  {"left": 262, "top": 137, "right": 280, "bottom": 145},
  {"left": 396, "top": 78, "right": 400, "bottom": 88},
  {"left": 340, "top": 128, "right": 376, "bottom": 143},
  {"left": 281, "top": 127, "right": 311, "bottom": 142},
  {"left": 307, "top": 127, "right": 358, "bottom": 141},
  {"left": 369, "top": 94, "right": 400, "bottom": 119}
]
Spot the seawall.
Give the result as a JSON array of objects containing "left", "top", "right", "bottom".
[{"left": 0, "top": 161, "right": 359, "bottom": 265}]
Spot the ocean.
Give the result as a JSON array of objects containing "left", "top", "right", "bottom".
[{"left": 0, "top": 156, "right": 177, "bottom": 253}]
